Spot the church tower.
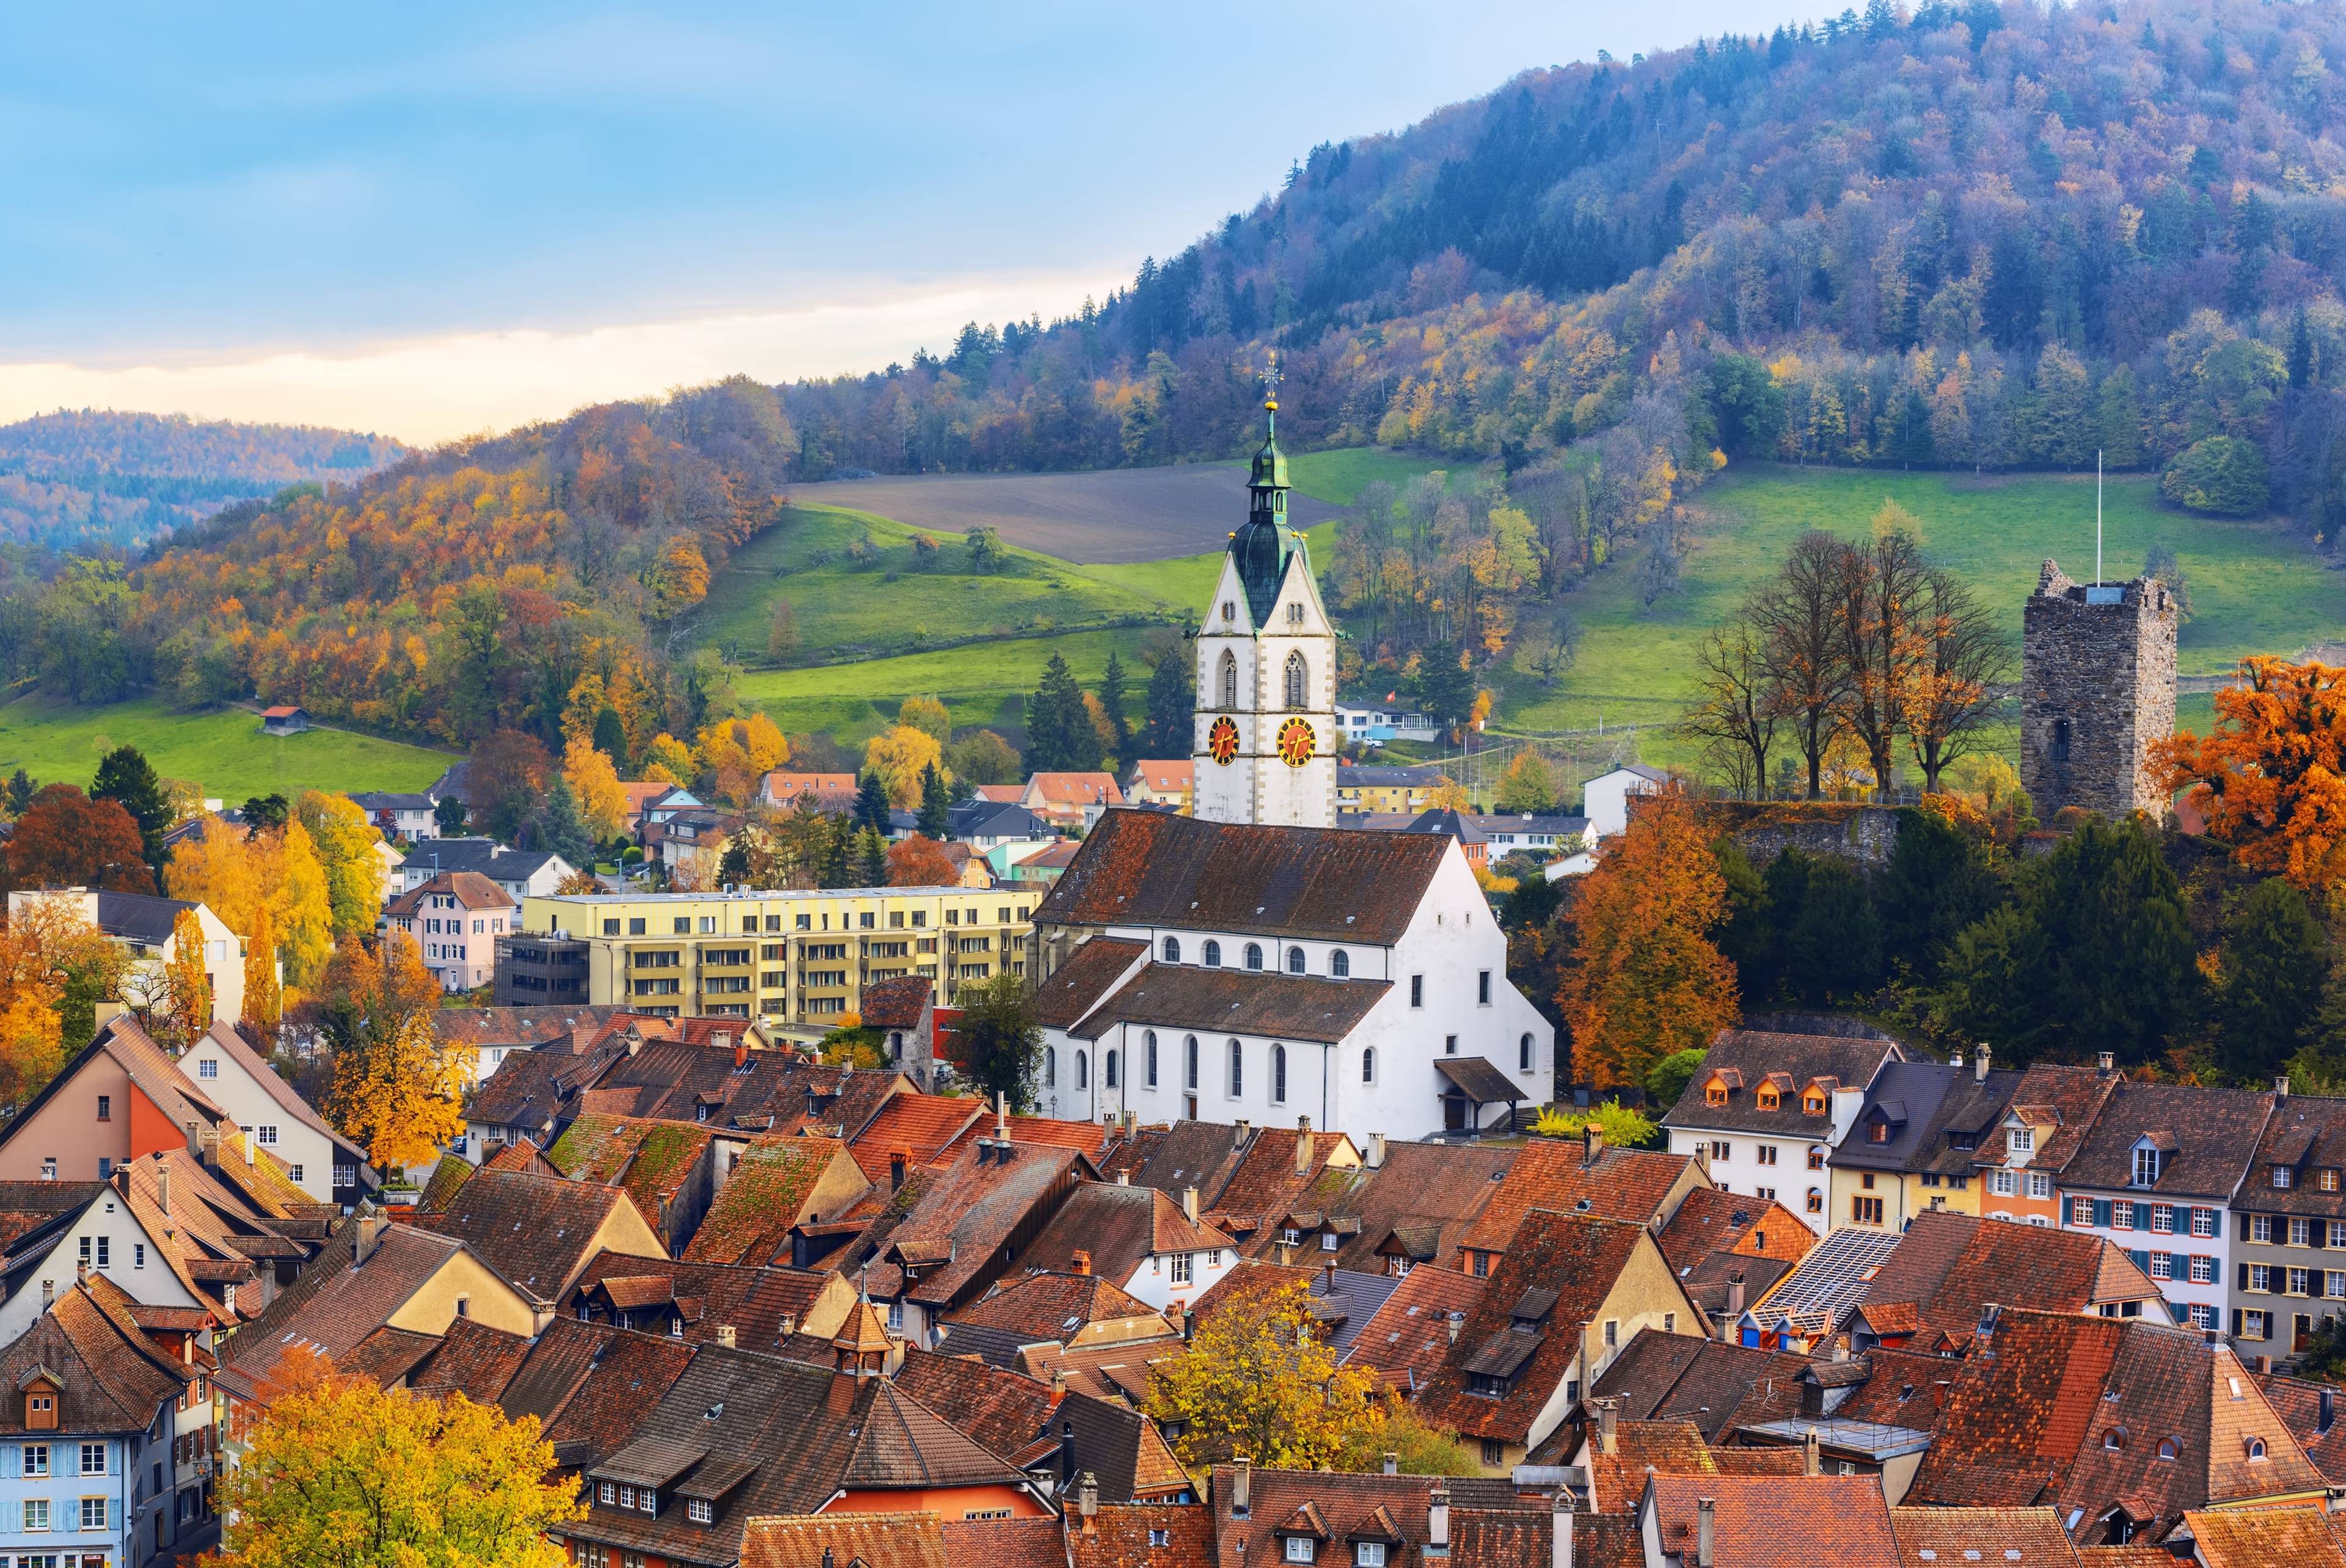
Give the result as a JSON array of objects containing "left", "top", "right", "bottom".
[{"left": 1192, "top": 365, "right": 1337, "bottom": 828}]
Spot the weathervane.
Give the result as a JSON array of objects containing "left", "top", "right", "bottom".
[{"left": 1259, "top": 351, "right": 1283, "bottom": 436}]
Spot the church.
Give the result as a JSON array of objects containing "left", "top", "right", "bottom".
[{"left": 1026, "top": 384, "right": 1553, "bottom": 1143}]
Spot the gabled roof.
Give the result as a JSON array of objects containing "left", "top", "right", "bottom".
[
  {"left": 400, "top": 837, "right": 568, "bottom": 882},
  {"left": 860, "top": 1139, "right": 1090, "bottom": 1308},
  {"left": 1127, "top": 760, "right": 1193, "bottom": 792},
  {"left": 1067, "top": 962, "right": 1390, "bottom": 1045},
  {"left": 2242, "top": 1093, "right": 2346, "bottom": 1216},
  {"left": 839, "top": 1379, "right": 1030, "bottom": 1490},
  {"left": 679, "top": 1137, "right": 856, "bottom": 1266},
  {"left": 1857, "top": 1211, "right": 2165, "bottom": 1346},
  {"left": 1035, "top": 937, "right": 1150, "bottom": 1029},
  {"left": 1208, "top": 1464, "right": 1542, "bottom": 1568},
  {"left": 1185, "top": 1261, "right": 1401, "bottom": 1364},
  {"left": 386, "top": 869, "right": 518, "bottom": 919},
  {"left": 1343, "top": 1265, "right": 1488, "bottom": 1393},
  {"left": 1836, "top": 1062, "right": 2023, "bottom": 1174},
  {"left": 859, "top": 975, "right": 933, "bottom": 1031},
  {"left": 408, "top": 1316, "right": 532, "bottom": 1403},
  {"left": 1642, "top": 1473, "right": 1897, "bottom": 1568},
  {"left": 1458, "top": 1138, "right": 1693, "bottom": 1256},
  {"left": 1016, "top": 1183, "right": 1233, "bottom": 1283},
  {"left": 1034, "top": 809, "right": 1452, "bottom": 945},
  {"left": 1585, "top": 1327, "right": 1813, "bottom": 1445},
  {"left": 546, "top": 1114, "right": 715, "bottom": 1226},
  {"left": 1095, "top": 1120, "right": 1257, "bottom": 1210},
  {"left": 1745, "top": 1226, "right": 1902, "bottom": 1337},
  {"left": 1024, "top": 771, "right": 1124, "bottom": 807},
  {"left": 0, "top": 1281, "right": 187, "bottom": 1435},
  {"left": 1284, "top": 1140, "right": 1515, "bottom": 1274},
  {"left": 1205, "top": 1126, "right": 1358, "bottom": 1235},
  {"left": 891, "top": 1347, "right": 1058, "bottom": 1459},
  {"left": 1416, "top": 1210, "right": 1669, "bottom": 1443},
  {"left": 420, "top": 1168, "right": 653, "bottom": 1306},
  {"left": 1583, "top": 1418, "right": 1797, "bottom": 1512},
  {"left": 194, "top": 1020, "right": 371, "bottom": 1162},
  {"left": 2182, "top": 1504, "right": 2346, "bottom": 1567},
  {"left": 848, "top": 1095, "right": 986, "bottom": 1183},
  {"left": 2254, "top": 1370, "right": 2346, "bottom": 1488},
  {"left": 567, "top": 1249, "right": 846, "bottom": 1352},
  {"left": 946, "top": 1269, "right": 1171, "bottom": 1348},
  {"left": 2061, "top": 1082, "right": 2276, "bottom": 1199},
  {"left": 1996, "top": 1061, "right": 2123, "bottom": 1178},
  {"left": 219, "top": 1220, "right": 476, "bottom": 1396},
  {"left": 1070, "top": 1502, "right": 1215, "bottom": 1568},
  {"left": 434, "top": 1005, "right": 631, "bottom": 1054},
  {"left": 742, "top": 1512, "right": 949, "bottom": 1568},
  {"left": 1888, "top": 1505, "right": 2092, "bottom": 1567},
  {"left": 1662, "top": 1030, "right": 1906, "bottom": 1136}
]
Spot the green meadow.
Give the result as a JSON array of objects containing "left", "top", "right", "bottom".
[{"left": 0, "top": 696, "right": 451, "bottom": 801}]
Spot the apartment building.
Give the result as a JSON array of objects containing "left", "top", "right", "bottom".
[{"left": 516, "top": 885, "right": 1037, "bottom": 1026}]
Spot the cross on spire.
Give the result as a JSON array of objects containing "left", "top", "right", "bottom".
[{"left": 1259, "top": 352, "right": 1283, "bottom": 433}]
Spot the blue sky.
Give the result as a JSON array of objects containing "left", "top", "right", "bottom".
[{"left": 1, "top": 2, "right": 1811, "bottom": 440}]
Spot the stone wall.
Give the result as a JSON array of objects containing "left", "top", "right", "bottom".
[
  {"left": 2019, "top": 560, "right": 2179, "bottom": 820},
  {"left": 1661, "top": 800, "right": 1906, "bottom": 867}
]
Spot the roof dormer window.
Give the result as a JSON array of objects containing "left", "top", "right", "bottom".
[
  {"left": 1868, "top": 1120, "right": 1890, "bottom": 1144},
  {"left": 1802, "top": 1092, "right": 1827, "bottom": 1115},
  {"left": 1705, "top": 1081, "right": 1730, "bottom": 1107},
  {"left": 2009, "top": 1127, "right": 2035, "bottom": 1155},
  {"left": 1756, "top": 1088, "right": 1780, "bottom": 1110},
  {"left": 2133, "top": 1145, "right": 2164, "bottom": 1187}
]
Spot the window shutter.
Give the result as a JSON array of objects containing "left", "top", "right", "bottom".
[
  {"left": 2315, "top": 1225, "right": 2327, "bottom": 1251},
  {"left": 2240, "top": 1262, "right": 2252, "bottom": 1291},
  {"left": 2208, "top": 1210, "right": 2222, "bottom": 1238},
  {"left": 109, "top": 1497, "right": 120, "bottom": 1530},
  {"left": 2094, "top": 1200, "right": 2112, "bottom": 1227},
  {"left": 2170, "top": 1253, "right": 2187, "bottom": 1276},
  {"left": 2232, "top": 1309, "right": 2244, "bottom": 1337},
  {"left": 2130, "top": 1250, "right": 2149, "bottom": 1272}
]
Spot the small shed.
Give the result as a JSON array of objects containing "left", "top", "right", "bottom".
[{"left": 259, "top": 705, "right": 310, "bottom": 736}]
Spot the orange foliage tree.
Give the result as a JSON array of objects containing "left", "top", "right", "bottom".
[
  {"left": 2155, "top": 657, "right": 2346, "bottom": 891},
  {"left": 885, "top": 835, "right": 959, "bottom": 888},
  {"left": 2, "top": 786, "right": 155, "bottom": 894},
  {"left": 1556, "top": 786, "right": 1739, "bottom": 1088}
]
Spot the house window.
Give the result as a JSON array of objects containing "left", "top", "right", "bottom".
[
  {"left": 2029, "top": 1172, "right": 2053, "bottom": 1199},
  {"left": 2249, "top": 1264, "right": 2274, "bottom": 1294},
  {"left": 1709, "top": 1141, "right": 1731, "bottom": 1162},
  {"left": 2248, "top": 1437, "right": 2270, "bottom": 1461},
  {"left": 1802, "top": 1092, "right": 1827, "bottom": 1115},
  {"left": 1146, "top": 1032, "right": 1159, "bottom": 1087},
  {"left": 599, "top": 1482, "right": 616, "bottom": 1505},
  {"left": 1868, "top": 1120, "right": 1890, "bottom": 1145},
  {"left": 1445, "top": 1035, "right": 1458, "bottom": 1056},
  {"left": 2151, "top": 1205, "right": 2175, "bottom": 1234},
  {"left": 1106, "top": 1051, "right": 1119, "bottom": 1089},
  {"left": 1273, "top": 1045, "right": 1287, "bottom": 1104},
  {"left": 2276, "top": 1166, "right": 2295, "bottom": 1189},
  {"left": 1990, "top": 1170, "right": 2017, "bottom": 1197},
  {"left": 1477, "top": 971, "right": 1491, "bottom": 1005},
  {"left": 1204, "top": 941, "right": 1222, "bottom": 967},
  {"left": 79, "top": 1443, "right": 103, "bottom": 1476},
  {"left": 1164, "top": 938, "right": 1180, "bottom": 963},
  {"left": 2242, "top": 1310, "right": 2272, "bottom": 1341},
  {"left": 688, "top": 1498, "right": 713, "bottom": 1524},
  {"left": 2149, "top": 1254, "right": 2173, "bottom": 1280},
  {"left": 1228, "top": 1040, "right": 1243, "bottom": 1096},
  {"left": 290, "top": 1164, "right": 304, "bottom": 1184},
  {"left": 2325, "top": 1170, "right": 2342, "bottom": 1193},
  {"left": 2253, "top": 1215, "right": 2275, "bottom": 1244},
  {"left": 1287, "top": 946, "right": 1306, "bottom": 975},
  {"left": 2328, "top": 1272, "right": 2345, "bottom": 1300},
  {"left": 1282, "top": 1228, "right": 1301, "bottom": 1246},
  {"left": 197, "top": 1060, "right": 217, "bottom": 1079},
  {"left": 1356, "top": 1545, "right": 1387, "bottom": 1567},
  {"left": 2192, "top": 1256, "right": 2219, "bottom": 1285},
  {"left": 1519, "top": 1033, "right": 1533, "bottom": 1071},
  {"left": 1807, "top": 1189, "right": 1823, "bottom": 1214},
  {"left": 2071, "top": 1198, "right": 2094, "bottom": 1227},
  {"left": 1076, "top": 1052, "right": 1087, "bottom": 1089},
  {"left": 1756, "top": 1145, "right": 1778, "bottom": 1167},
  {"left": 23, "top": 1498, "right": 48, "bottom": 1531},
  {"left": 1853, "top": 1197, "right": 1885, "bottom": 1224},
  {"left": 256, "top": 1125, "right": 278, "bottom": 1146},
  {"left": 1171, "top": 1252, "right": 1194, "bottom": 1285},
  {"left": 2292, "top": 1268, "right": 2315, "bottom": 1297},
  {"left": 1603, "top": 1319, "right": 1618, "bottom": 1347},
  {"left": 2293, "top": 1217, "right": 2314, "bottom": 1247},
  {"left": 95, "top": 1095, "right": 110, "bottom": 1121},
  {"left": 1045, "top": 1047, "right": 1057, "bottom": 1084},
  {"left": 1410, "top": 975, "right": 1423, "bottom": 1008},
  {"left": 1756, "top": 1087, "right": 1780, "bottom": 1110},
  {"left": 2132, "top": 1147, "right": 2161, "bottom": 1186},
  {"left": 1808, "top": 1147, "right": 1827, "bottom": 1170},
  {"left": 1186, "top": 1037, "right": 1200, "bottom": 1091},
  {"left": 1362, "top": 1048, "right": 1376, "bottom": 1084},
  {"left": 2008, "top": 1126, "right": 2034, "bottom": 1154},
  {"left": 1331, "top": 949, "right": 1349, "bottom": 977},
  {"left": 1480, "top": 1439, "right": 1506, "bottom": 1467},
  {"left": 1244, "top": 943, "right": 1263, "bottom": 971},
  {"left": 1285, "top": 1539, "right": 1315, "bottom": 1564}
]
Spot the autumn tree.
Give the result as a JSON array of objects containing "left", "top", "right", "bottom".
[
  {"left": 1901, "top": 567, "right": 2008, "bottom": 793},
  {"left": 9, "top": 897, "right": 129, "bottom": 1055},
  {"left": 296, "top": 790, "right": 387, "bottom": 940},
  {"left": 159, "top": 907, "right": 213, "bottom": 1051},
  {"left": 1753, "top": 531, "right": 1852, "bottom": 800},
  {"left": 638, "top": 732, "right": 697, "bottom": 788},
  {"left": 1149, "top": 1277, "right": 1384, "bottom": 1469},
  {"left": 1681, "top": 616, "right": 1778, "bottom": 797},
  {"left": 90, "top": 743, "right": 172, "bottom": 872},
  {"left": 216, "top": 1351, "right": 578, "bottom": 1568},
  {"left": 864, "top": 724, "right": 945, "bottom": 809},
  {"left": 1833, "top": 514, "right": 1931, "bottom": 795},
  {"left": 886, "top": 834, "right": 959, "bottom": 888},
  {"left": 468, "top": 729, "right": 554, "bottom": 843},
  {"left": 1557, "top": 787, "right": 1739, "bottom": 1088},
  {"left": 561, "top": 738, "right": 631, "bottom": 842},
  {"left": 2, "top": 786, "right": 155, "bottom": 894},
  {"left": 269, "top": 821, "right": 335, "bottom": 988},
  {"left": 324, "top": 935, "right": 463, "bottom": 1176},
  {"left": 2156, "top": 658, "right": 2346, "bottom": 891},
  {"left": 696, "top": 713, "right": 787, "bottom": 806},
  {"left": 0, "top": 919, "right": 67, "bottom": 1109},
  {"left": 1493, "top": 751, "right": 1559, "bottom": 813},
  {"left": 244, "top": 900, "right": 283, "bottom": 1050},
  {"left": 897, "top": 695, "right": 952, "bottom": 746}
]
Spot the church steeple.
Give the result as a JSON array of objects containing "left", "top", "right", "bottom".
[{"left": 1232, "top": 355, "right": 1299, "bottom": 627}]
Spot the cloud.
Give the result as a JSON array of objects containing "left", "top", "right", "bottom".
[{"left": 0, "top": 271, "right": 1116, "bottom": 445}]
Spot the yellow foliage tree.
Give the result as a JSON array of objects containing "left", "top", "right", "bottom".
[
  {"left": 863, "top": 724, "right": 945, "bottom": 809},
  {"left": 897, "top": 695, "right": 952, "bottom": 746},
  {"left": 166, "top": 817, "right": 265, "bottom": 936},
  {"left": 244, "top": 901, "right": 283, "bottom": 1050},
  {"left": 1147, "top": 1278, "right": 1384, "bottom": 1469},
  {"left": 645, "top": 536, "right": 711, "bottom": 619},
  {"left": 696, "top": 713, "right": 788, "bottom": 806},
  {"left": 0, "top": 922, "right": 65, "bottom": 1110},
  {"left": 326, "top": 935, "right": 463, "bottom": 1176},
  {"left": 640, "top": 732, "right": 698, "bottom": 787},
  {"left": 167, "top": 815, "right": 334, "bottom": 988},
  {"left": 264, "top": 820, "right": 335, "bottom": 990},
  {"left": 161, "top": 907, "right": 213, "bottom": 1051},
  {"left": 563, "top": 737, "right": 632, "bottom": 841},
  {"left": 216, "top": 1351, "right": 579, "bottom": 1568},
  {"left": 296, "top": 790, "right": 387, "bottom": 941}
]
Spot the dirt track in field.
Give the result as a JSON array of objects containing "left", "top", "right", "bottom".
[{"left": 783, "top": 462, "right": 1346, "bottom": 563}]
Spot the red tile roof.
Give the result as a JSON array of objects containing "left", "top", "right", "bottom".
[
  {"left": 1857, "top": 1211, "right": 2160, "bottom": 1345},
  {"left": 1014, "top": 1183, "right": 1233, "bottom": 1284},
  {"left": 2182, "top": 1506, "right": 2346, "bottom": 1567},
  {"left": 1070, "top": 1501, "right": 1213, "bottom": 1568},
  {"left": 409, "top": 1317, "right": 532, "bottom": 1403},
  {"left": 2254, "top": 1371, "right": 2346, "bottom": 1487},
  {"left": 1642, "top": 1472, "right": 1898, "bottom": 1568},
  {"left": 948, "top": 1269, "right": 1171, "bottom": 1347},
  {"left": 1889, "top": 1506, "right": 2082, "bottom": 1567},
  {"left": 849, "top": 1095, "right": 987, "bottom": 1183},
  {"left": 680, "top": 1137, "right": 857, "bottom": 1266},
  {"left": 1458, "top": 1139, "right": 1699, "bottom": 1258},
  {"left": 1583, "top": 1329, "right": 1813, "bottom": 1446},
  {"left": 742, "top": 1511, "right": 948, "bottom": 1568},
  {"left": 422, "top": 1168, "right": 654, "bottom": 1305},
  {"left": 1026, "top": 771, "right": 1125, "bottom": 807},
  {"left": 1344, "top": 1266, "right": 1488, "bottom": 1393}
]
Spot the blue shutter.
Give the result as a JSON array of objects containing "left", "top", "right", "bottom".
[
  {"left": 2208, "top": 1209, "right": 2222, "bottom": 1239},
  {"left": 2094, "top": 1200, "right": 2113, "bottom": 1227},
  {"left": 2170, "top": 1253, "right": 2187, "bottom": 1277},
  {"left": 2130, "top": 1250, "right": 2150, "bottom": 1272}
]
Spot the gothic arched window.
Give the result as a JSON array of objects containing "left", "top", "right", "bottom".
[
  {"left": 1219, "top": 651, "right": 1238, "bottom": 710},
  {"left": 1163, "top": 936, "right": 1181, "bottom": 963},
  {"left": 1330, "top": 949, "right": 1350, "bottom": 977},
  {"left": 1284, "top": 651, "right": 1308, "bottom": 709}
]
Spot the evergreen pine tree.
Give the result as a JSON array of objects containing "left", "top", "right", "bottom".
[
  {"left": 532, "top": 775, "right": 595, "bottom": 869},
  {"left": 1141, "top": 649, "right": 1192, "bottom": 759},
  {"left": 2219, "top": 878, "right": 2328, "bottom": 1082},
  {"left": 3, "top": 768, "right": 34, "bottom": 816},
  {"left": 591, "top": 707, "right": 630, "bottom": 767},
  {"left": 1026, "top": 654, "right": 1088, "bottom": 772},
  {"left": 854, "top": 771, "right": 891, "bottom": 836},
  {"left": 1099, "top": 651, "right": 1133, "bottom": 769},
  {"left": 857, "top": 826, "right": 889, "bottom": 888},
  {"left": 918, "top": 764, "right": 951, "bottom": 839},
  {"left": 817, "top": 819, "right": 853, "bottom": 889},
  {"left": 92, "top": 744, "right": 171, "bottom": 871}
]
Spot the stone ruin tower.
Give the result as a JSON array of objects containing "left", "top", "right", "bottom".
[{"left": 2020, "top": 560, "right": 2179, "bottom": 820}]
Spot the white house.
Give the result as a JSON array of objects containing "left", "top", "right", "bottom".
[
  {"left": 1334, "top": 704, "right": 1439, "bottom": 747},
  {"left": 5, "top": 888, "right": 245, "bottom": 1027},
  {"left": 1015, "top": 1181, "right": 1238, "bottom": 1315},
  {"left": 1657, "top": 1030, "right": 1907, "bottom": 1237},
  {"left": 180, "top": 1021, "right": 371, "bottom": 1205},
  {"left": 0, "top": 1164, "right": 213, "bottom": 1347},
  {"left": 1030, "top": 812, "right": 1552, "bottom": 1145},
  {"left": 396, "top": 839, "right": 575, "bottom": 902},
  {"left": 383, "top": 870, "right": 522, "bottom": 993},
  {"left": 1581, "top": 764, "right": 1667, "bottom": 840},
  {"left": 346, "top": 791, "right": 439, "bottom": 841}
]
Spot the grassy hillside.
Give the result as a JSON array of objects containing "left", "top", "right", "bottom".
[{"left": 0, "top": 697, "right": 450, "bottom": 803}]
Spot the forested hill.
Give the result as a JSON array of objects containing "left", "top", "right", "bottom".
[
  {"left": 0, "top": 410, "right": 403, "bottom": 549},
  {"left": 783, "top": 0, "right": 2346, "bottom": 529}
]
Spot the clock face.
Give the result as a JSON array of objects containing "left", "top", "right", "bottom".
[
  {"left": 1277, "top": 717, "right": 1315, "bottom": 767},
  {"left": 1207, "top": 715, "right": 1240, "bottom": 765}
]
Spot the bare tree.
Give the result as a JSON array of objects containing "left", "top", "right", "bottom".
[
  {"left": 1753, "top": 530, "right": 1851, "bottom": 799},
  {"left": 1902, "top": 566, "right": 2009, "bottom": 793},
  {"left": 1833, "top": 521, "right": 1931, "bottom": 797},
  {"left": 1681, "top": 613, "right": 1780, "bottom": 797}
]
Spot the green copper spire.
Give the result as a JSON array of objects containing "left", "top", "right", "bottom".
[{"left": 1232, "top": 353, "right": 1298, "bottom": 624}]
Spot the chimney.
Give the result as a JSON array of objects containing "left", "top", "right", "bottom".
[
  {"left": 1295, "top": 1117, "right": 1314, "bottom": 1175},
  {"left": 354, "top": 1208, "right": 383, "bottom": 1268},
  {"left": 75, "top": 1258, "right": 88, "bottom": 1282},
  {"left": 2322, "top": 1387, "right": 2336, "bottom": 1436},
  {"left": 1446, "top": 1310, "right": 1464, "bottom": 1344},
  {"left": 1058, "top": 1418, "right": 1076, "bottom": 1486},
  {"left": 198, "top": 1126, "right": 218, "bottom": 1170},
  {"left": 1183, "top": 1186, "right": 1199, "bottom": 1224},
  {"left": 1071, "top": 1249, "right": 1092, "bottom": 1277},
  {"left": 996, "top": 1091, "right": 1009, "bottom": 1144},
  {"left": 778, "top": 1313, "right": 797, "bottom": 1339},
  {"left": 156, "top": 1153, "right": 170, "bottom": 1216},
  {"left": 1552, "top": 1487, "right": 1575, "bottom": 1568},
  {"left": 1948, "top": 1049, "right": 1962, "bottom": 1070},
  {"left": 2259, "top": 1353, "right": 2273, "bottom": 1374},
  {"left": 1597, "top": 1398, "right": 1618, "bottom": 1456},
  {"left": 1232, "top": 1456, "right": 1251, "bottom": 1517},
  {"left": 1975, "top": 1044, "right": 1992, "bottom": 1084},
  {"left": 822, "top": 1548, "right": 834, "bottom": 1568},
  {"left": 1697, "top": 1498, "right": 1716, "bottom": 1568},
  {"left": 2276, "top": 1075, "right": 2292, "bottom": 1098},
  {"left": 1078, "top": 1471, "right": 1098, "bottom": 1533},
  {"left": 1116, "top": 1171, "right": 1130, "bottom": 1186},
  {"left": 2097, "top": 1051, "right": 2115, "bottom": 1073},
  {"left": 1726, "top": 1272, "right": 1747, "bottom": 1327},
  {"left": 1582, "top": 1122, "right": 1603, "bottom": 1167},
  {"left": 1235, "top": 1119, "right": 1251, "bottom": 1148},
  {"left": 1428, "top": 1485, "right": 1450, "bottom": 1556},
  {"left": 1803, "top": 1428, "right": 1822, "bottom": 1476},
  {"left": 717, "top": 1325, "right": 736, "bottom": 1349},
  {"left": 1051, "top": 1367, "right": 1068, "bottom": 1396},
  {"left": 92, "top": 1000, "right": 124, "bottom": 1030},
  {"left": 1383, "top": 1452, "right": 1398, "bottom": 1476},
  {"left": 731, "top": 1034, "right": 746, "bottom": 1070},
  {"left": 1367, "top": 1133, "right": 1387, "bottom": 1169}
]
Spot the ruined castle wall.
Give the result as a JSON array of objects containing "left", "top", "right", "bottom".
[{"left": 2019, "top": 560, "right": 2179, "bottom": 820}]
